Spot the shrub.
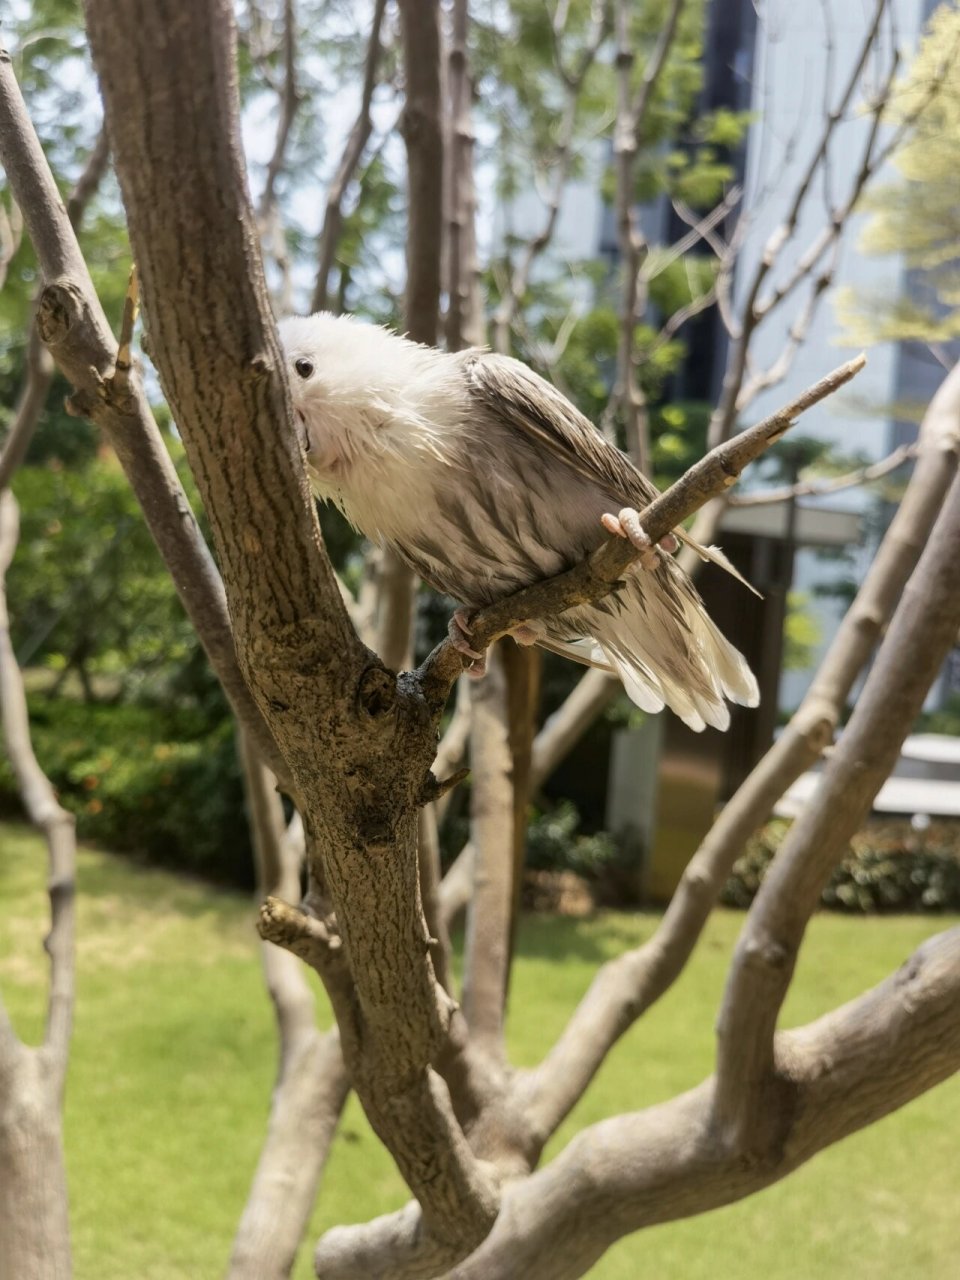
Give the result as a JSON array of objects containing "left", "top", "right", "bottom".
[
  {"left": 0, "top": 695, "right": 253, "bottom": 886},
  {"left": 722, "top": 817, "right": 960, "bottom": 913}
]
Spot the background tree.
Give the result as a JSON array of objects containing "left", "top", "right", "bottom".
[{"left": 839, "top": 2, "right": 960, "bottom": 354}]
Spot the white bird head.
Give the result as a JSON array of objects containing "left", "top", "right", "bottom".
[{"left": 277, "top": 312, "right": 455, "bottom": 487}]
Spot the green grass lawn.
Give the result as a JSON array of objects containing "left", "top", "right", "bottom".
[{"left": 1, "top": 820, "right": 958, "bottom": 1279}]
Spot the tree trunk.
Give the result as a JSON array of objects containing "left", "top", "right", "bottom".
[{"left": 0, "top": 1047, "right": 71, "bottom": 1280}]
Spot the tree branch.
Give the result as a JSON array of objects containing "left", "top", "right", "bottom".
[
  {"left": 714, "top": 470, "right": 960, "bottom": 1148},
  {"left": 0, "top": 492, "right": 76, "bottom": 1085},
  {"left": 311, "top": 0, "right": 388, "bottom": 313},
  {"left": 612, "top": 0, "right": 687, "bottom": 471},
  {"left": 493, "top": 361, "right": 960, "bottom": 1148},
  {"left": 256, "top": 0, "right": 301, "bottom": 311},
  {"left": 461, "top": 646, "right": 513, "bottom": 1058},
  {"left": 0, "top": 128, "right": 109, "bottom": 492},
  {"left": 706, "top": 0, "right": 893, "bottom": 454},
  {"left": 258, "top": 0, "right": 300, "bottom": 215},
  {"left": 228, "top": 736, "right": 349, "bottom": 1280},
  {"left": 729, "top": 441, "right": 917, "bottom": 507},
  {"left": 0, "top": 45, "right": 290, "bottom": 789},
  {"left": 490, "top": 0, "right": 608, "bottom": 352},
  {"left": 372, "top": 0, "right": 447, "bottom": 672},
  {"left": 443, "top": 928, "right": 960, "bottom": 1280}
]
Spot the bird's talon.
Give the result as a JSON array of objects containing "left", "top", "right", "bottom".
[
  {"left": 601, "top": 507, "right": 671, "bottom": 571},
  {"left": 509, "top": 620, "right": 544, "bottom": 647},
  {"left": 448, "top": 609, "right": 485, "bottom": 665}
]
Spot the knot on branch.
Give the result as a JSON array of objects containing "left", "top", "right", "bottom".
[
  {"left": 258, "top": 895, "right": 343, "bottom": 975},
  {"left": 418, "top": 765, "right": 470, "bottom": 808},
  {"left": 357, "top": 817, "right": 395, "bottom": 855},
  {"left": 742, "top": 932, "right": 790, "bottom": 972},
  {"left": 37, "top": 280, "right": 85, "bottom": 346},
  {"left": 248, "top": 352, "right": 275, "bottom": 382},
  {"left": 357, "top": 664, "right": 397, "bottom": 718},
  {"left": 400, "top": 104, "right": 441, "bottom": 147}
]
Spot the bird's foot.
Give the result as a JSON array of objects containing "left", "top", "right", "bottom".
[
  {"left": 509, "top": 620, "right": 545, "bottom": 647},
  {"left": 601, "top": 508, "right": 679, "bottom": 570},
  {"left": 448, "top": 607, "right": 487, "bottom": 678}
]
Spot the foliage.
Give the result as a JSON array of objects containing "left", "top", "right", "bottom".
[
  {"left": 526, "top": 799, "right": 618, "bottom": 878},
  {"left": 475, "top": 0, "right": 748, "bottom": 431},
  {"left": 782, "top": 590, "right": 822, "bottom": 671},
  {"left": 0, "top": 697, "right": 252, "bottom": 885},
  {"left": 916, "top": 692, "right": 960, "bottom": 738},
  {"left": 8, "top": 454, "right": 211, "bottom": 701},
  {"left": 723, "top": 817, "right": 960, "bottom": 913},
  {"left": 838, "top": 4, "right": 960, "bottom": 346}
]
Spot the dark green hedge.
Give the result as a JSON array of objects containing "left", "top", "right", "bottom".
[
  {"left": 723, "top": 818, "right": 960, "bottom": 913},
  {"left": 0, "top": 696, "right": 253, "bottom": 887}
]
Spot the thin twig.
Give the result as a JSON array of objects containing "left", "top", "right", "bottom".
[
  {"left": 311, "top": 0, "right": 388, "bottom": 313},
  {"left": 729, "top": 442, "right": 917, "bottom": 507},
  {"left": 0, "top": 493, "right": 77, "bottom": 1087}
]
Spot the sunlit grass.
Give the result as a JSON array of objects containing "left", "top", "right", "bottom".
[{"left": 1, "top": 821, "right": 957, "bottom": 1279}]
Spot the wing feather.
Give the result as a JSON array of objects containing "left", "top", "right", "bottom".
[
  {"left": 462, "top": 351, "right": 757, "bottom": 595},
  {"left": 461, "top": 351, "right": 659, "bottom": 506}
]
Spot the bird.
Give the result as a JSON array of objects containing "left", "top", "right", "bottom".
[{"left": 279, "top": 311, "right": 759, "bottom": 732}]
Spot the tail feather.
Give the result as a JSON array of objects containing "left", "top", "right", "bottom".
[{"left": 543, "top": 563, "right": 758, "bottom": 732}]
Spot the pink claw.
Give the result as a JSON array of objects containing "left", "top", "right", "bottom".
[
  {"left": 509, "top": 621, "right": 544, "bottom": 647},
  {"left": 601, "top": 508, "right": 677, "bottom": 570},
  {"left": 448, "top": 608, "right": 487, "bottom": 677}
]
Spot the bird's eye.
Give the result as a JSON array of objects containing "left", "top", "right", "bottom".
[{"left": 294, "top": 357, "right": 314, "bottom": 379}]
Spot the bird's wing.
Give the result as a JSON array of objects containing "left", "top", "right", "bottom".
[
  {"left": 462, "top": 351, "right": 759, "bottom": 597},
  {"left": 462, "top": 351, "right": 658, "bottom": 506}
]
